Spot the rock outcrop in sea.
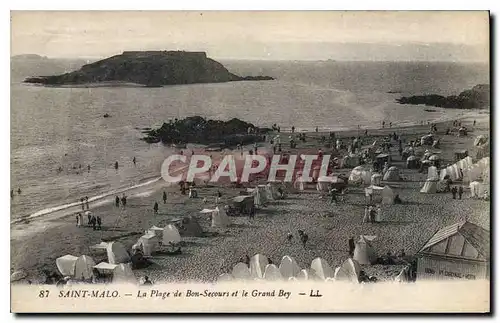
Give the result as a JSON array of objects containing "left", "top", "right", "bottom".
[
  {"left": 396, "top": 84, "right": 490, "bottom": 110},
  {"left": 23, "top": 51, "right": 274, "bottom": 87}
]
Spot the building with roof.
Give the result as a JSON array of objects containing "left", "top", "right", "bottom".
[{"left": 416, "top": 221, "right": 490, "bottom": 281}]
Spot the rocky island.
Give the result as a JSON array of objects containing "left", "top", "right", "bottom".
[
  {"left": 396, "top": 84, "right": 490, "bottom": 110},
  {"left": 23, "top": 51, "right": 274, "bottom": 87},
  {"left": 142, "top": 116, "right": 270, "bottom": 147}
]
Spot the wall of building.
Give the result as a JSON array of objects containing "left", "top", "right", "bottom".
[{"left": 417, "top": 255, "right": 489, "bottom": 281}]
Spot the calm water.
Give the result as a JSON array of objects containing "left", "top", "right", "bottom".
[{"left": 10, "top": 59, "right": 489, "bottom": 219}]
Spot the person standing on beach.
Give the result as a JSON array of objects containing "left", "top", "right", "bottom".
[
  {"left": 115, "top": 196, "right": 120, "bottom": 207},
  {"left": 87, "top": 165, "right": 91, "bottom": 173},
  {"left": 115, "top": 161, "right": 119, "bottom": 170},
  {"left": 153, "top": 202, "right": 159, "bottom": 214},
  {"left": 348, "top": 237, "right": 355, "bottom": 257},
  {"left": 291, "top": 126, "right": 295, "bottom": 133},
  {"left": 458, "top": 186, "right": 464, "bottom": 200},
  {"left": 473, "top": 120, "right": 476, "bottom": 126},
  {"left": 85, "top": 196, "right": 89, "bottom": 210},
  {"left": 121, "top": 194, "right": 127, "bottom": 207},
  {"left": 451, "top": 186, "right": 457, "bottom": 199},
  {"left": 163, "top": 191, "right": 167, "bottom": 204},
  {"left": 315, "top": 126, "right": 318, "bottom": 133},
  {"left": 80, "top": 198, "right": 85, "bottom": 211},
  {"left": 133, "top": 157, "right": 136, "bottom": 166},
  {"left": 76, "top": 214, "right": 80, "bottom": 227},
  {"left": 382, "top": 121, "right": 385, "bottom": 128},
  {"left": 96, "top": 216, "right": 102, "bottom": 230},
  {"left": 10, "top": 190, "right": 14, "bottom": 199},
  {"left": 91, "top": 215, "right": 97, "bottom": 231},
  {"left": 17, "top": 188, "right": 21, "bottom": 195},
  {"left": 87, "top": 212, "right": 92, "bottom": 226}
]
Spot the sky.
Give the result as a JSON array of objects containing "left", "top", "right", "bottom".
[{"left": 10, "top": 11, "right": 490, "bottom": 61}]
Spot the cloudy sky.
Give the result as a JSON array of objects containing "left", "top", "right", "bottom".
[{"left": 11, "top": 11, "right": 489, "bottom": 61}]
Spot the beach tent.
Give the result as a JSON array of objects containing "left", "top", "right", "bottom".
[
  {"left": 265, "top": 183, "right": 278, "bottom": 200},
  {"left": 353, "top": 236, "right": 377, "bottom": 265},
  {"left": 248, "top": 187, "right": 266, "bottom": 206},
  {"left": 173, "top": 216, "right": 203, "bottom": 237},
  {"left": 212, "top": 206, "right": 231, "bottom": 228},
  {"left": 376, "top": 153, "right": 390, "bottom": 165},
  {"left": 112, "top": 263, "right": 136, "bottom": 284},
  {"left": 250, "top": 254, "right": 269, "bottom": 279},
  {"left": 420, "top": 179, "right": 438, "bottom": 194},
  {"left": 296, "top": 269, "right": 313, "bottom": 281},
  {"left": 106, "top": 241, "right": 131, "bottom": 265},
  {"left": 383, "top": 166, "right": 400, "bottom": 181},
  {"left": 458, "top": 156, "right": 474, "bottom": 170},
  {"left": 474, "top": 135, "right": 488, "bottom": 146},
  {"left": 263, "top": 264, "right": 283, "bottom": 281},
  {"left": 342, "top": 154, "right": 361, "bottom": 168},
  {"left": 56, "top": 255, "right": 78, "bottom": 277},
  {"left": 232, "top": 195, "right": 255, "bottom": 215},
  {"left": 279, "top": 256, "right": 301, "bottom": 279},
  {"left": 147, "top": 225, "right": 164, "bottom": 239},
  {"left": 89, "top": 241, "right": 109, "bottom": 252},
  {"left": 476, "top": 142, "right": 490, "bottom": 159},
  {"left": 139, "top": 233, "right": 158, "bottom": 257},
  {"left": 232, "top": 262, "right": 251, "bottom": 280},
  {"left": 310, "top": 257, "right": 334, "bottom": 280},
  {"left": 427, "top": 166, "right": 439, "bottom": 181},
  {"left": 162, "top": 224, "right": 181, "bottom": 245},
  {"left": 257, "top": 185, "right": 272, "bottom": 202},
  {"left": 381, "top": 186, "right": 395, "bottom": 205},
  {"left": 218, "top": 273, "right": 234, "bottom": 282},
  {"left": 406, "top": 155, "right": 419, "bottom": 169},
  {"left": 74, "top": 255, "right": 96, "bottom": 280},
  {"left": 458, "top": 127, "right": 467, "bottom": 137},
  {"left": 470, "top": 181, "right": 488, "bottom": 198},
  {"left": 333, "top": 258, "right": 361, "bottom": 283},
  {"left": 316, "top": 176, "right": 333, "bottom": 192},
  {"left": 371, "top": 173, "right": 382, "bottom": 186},
  {"left": 93, "top": 262, "right": 118, "bottom": 275},
  {"left": 349, "top": 166, "right": 371, "bottom": 185},
  {"left": 293, "top": 176, "right": 313, "bottom": 191},
  {"left": 365, "top": 185, "right": 384, "bottom": 204},
  {"left": 421, "top": 134, "right": 434, "bottom": 146},
  {"left": 395, "top": 266, "right": 410, "bottom": 283},
  {"left": 464, "top": 164, "right": 482, "bottom": 183}
]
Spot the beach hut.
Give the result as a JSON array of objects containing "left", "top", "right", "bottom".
[
  {"left": 112, "top": 263, "right": 136, "bottom": 284},
  {"left": 381, "top": 186, "right": 395, "bottom": 205},
  {"left": 250, "top": 254, "right": 269, "bottom": 279},
  {"left": 279, "top": 256, "right": 301, "bottom": 279},
  {"left": 383, "top": 166, "right": 400, "bottom": 181},
  {"left": 371, "top": 173, "right": 382, "bottom": 186},
  {"left": 353, "top": 236, "right": 377, "bottom": 265},
  {"left": 56, "top": 255, "right": 78, "bottom": 277},
  {"left": 365, "top": 185, "right": 384, "bottom": 204},
  {"left": 232, "top": 262, "right": 251, "bottom": 281},
  {"left": 232, "top": 195, "right": 255, "bottom": 215},
  {"left": 162, "top": 224, "right": 181, "bottom": 246},
  {"left": 139, "top": 233, "right": 158, "bottom": 257},
  {"left": 212, "top": 206, "right": 231, "bottom": 228},
  {"left": 406, "top": 155, "right": 419, "bottom": 169},
  {"left": 470, "top": 181, "right": 488, "bottom": 198},
  {"left": 310, "top": 257, "right": 334, "bottom": 280},
  {"left": 171, "top": 215, "right": 203, "bottom": 237},
  {"left": 263, "top": 264, "right": 283, "bottom": 281},
  {"left": 474, "top": 135, "right": 488, "bottom": 146},
  {"left": 106, "top": 241, "right": 131, "bottom": 265},
  {"left": 427, "top": 166, "right": 439, "bottom": 181},
  {"left": 333, "top": 258, "right": 361, "bottom": 283},
  {"left": 464, "top": 164, "right": 482, "bottom": 183},
  {"left": 74, "top": 255, "right": 96, "bottom": 281},
  {"left": 417, "top": 221, "right": 490, "bottom": 281},
  {"left": 420, "top": 179, "right": 438, "bottom": 194},
  {"left": 349, "top": 166, "right": 371, "bottom": 185},
  {"left": 476, "top": 142, "right": 490, "bottom": 159}
]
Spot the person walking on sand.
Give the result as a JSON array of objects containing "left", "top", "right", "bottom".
[
  {"left": 348, "top": 237, "right": 355, "bottom": 257},
  {"left": 114, "top": 161, "right": 119, "bottom": 170},
  {"left": 451, "top": 186, "right": 457, "bottom": 199},
  {"left": 121, "top": 194, "right": 127, "bottom": 207},
  {"left": 473, "top": 119, "right": 476, "bottom": 126},
  {"left": 91, "top": 215, "right": 97, "bottom": 231},
  {"left": 153, "top": 202, "right": 159, "bottom": 214},
  {"left": 96, "top": 216, "right": 102, "bottom": 230},
  {"left": 291, "top": 126, "right": 295, "bottom": 133},
  {"left": 382, "top": 121, "right": 385, "bottom": 128},
  {"left": 163, "top": 191, "right": 167, "bottom": 204},
  {"left": 133, "top": 157, "right": 136, "bottom": 166},
  {"left": 115, "top": 196, "right": 120, "bottom": 207},
  {"left": 87, "top": 212, "right": 92, "bottom": 226},
  {"left": 458, "top": 186, "right": 464, "bottom": 200},
  {"left": 80, "top": 197, "right": 85, "bottom": 211},
  {"left": 85, "top": 196, "right": 89, "bottom": 210},
  {"left": 76, "top": 214, "right": 80, "bottom": 227},
  {"left": 17, "top": 188, "right": 22, "bottom": 195},
  {"left": 315, "top": 126, "right": 318, "bottom": 133}
]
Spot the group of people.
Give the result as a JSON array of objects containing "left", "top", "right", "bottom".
[
  {"left": 80, "top": 196, "right": 90, "bottom": 210},
  {"left": 10, "top": 188, "right": 21, "bottom": 199},
  {"left": 115, "top": 194, "right": 128, "bottom": 208},
  {"left": 76, "top": 211, "right": 102, "bottom": 230},
  {"left": 451, "top": 186, "right": 465, "bottom": 200}
]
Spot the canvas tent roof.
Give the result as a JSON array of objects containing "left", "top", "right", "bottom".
[
  {"left": 74, "top": 255, "right": 96, "bottom": 280},
  {"left": 94, "top": 262, "right": 118, "bottom": 272},
  {"left": 163, "top": 224, "right": 181, "bottom": 245},
  {"left": 334, "top": 258, "right": 361, "bottom": 283},
  {"left": 212, "top": 206, "right": 231, "bottom": 228},
  {"left": 250, "top": 254, "right": 269, "bottom": 279},
  {"left": 420, "top": 179, "right": 438, "bottom": 194},
  {"left": 353, "top": 236, "right": 377, "bottom": 265},
  {"left": 56, "top": 255, "right": 78, "bottom": 277},
  {"left": 419, "top": 221, "right": 490, "bottom": 261},
  {"left": 310, "top": 257, "right": 334, "bottom": 280},
  {"left": 232, "top": 262, "right": 251, "bottom": 280},
  {"left": 263, "top": 264, "right": 283, "bottom": 281},
  {"left": 279, "top": 255, "right": 301, "bottom": 279},
  {"left": 112, "top": 263, "right": 136, "bottom": 284},
  {"left": 90, "top": 241, "right": 109, "bottom": 251},
  {"left": 106, "top": 241, "right": 131, "bottom": 265}
]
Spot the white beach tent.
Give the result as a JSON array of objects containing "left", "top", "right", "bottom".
[
  {"left": 231, "top": 262, "right": 252, "bottom": 280},
  {"left": 427, "top": 166, "right": 439, "bottom": 181},
  {"left": 212, "top": 206, "right": 231, "bottom": 228},
  {"left": 470, "top": 181, "right": 488, "bottom": 198},
  {"left": 464, "top": 164, "right": 482, "bottom": 183},
  {"left": 420, "top": 179, "right": 438, "bottom": 194},
  {"left": 249, "top": 254, "right": 269, "bottom": 279},
  {"left": 353, "top": 235, "right": 377, "bottom": 265},
  {"left": 296, "top": 269, "right": 312, "bottom": 281},
  {"left": 365, "top": 185, "right": 384, "bottom": 203},
  {"left": 333, "top": 258, "right": 361, "bottom": 283},
  {"left": 310, "top": 257, "right": 334, "bottom": 280},
  {"left": 162, "top": 224, "right": 181, "bottom": 245},
  {"left": 371, "top": 173, "right": 382, "bottom": 186},
  {"left": 74, "top": 255, "right": 96, "bottom": 280},
  {"left": 147, "top": 225, "right": 164, "bottom": 239},
  {"left": 279, "top": 255, "right": 301, "bottom": 279},
  {"left": 90, "top": 241, "right": 109, "bottom": 252},
  {"left": 263, "top": 264, "right": 283, "bottom": 281},
  {"left": 106, "top": 241, "right": 131, "bottom": 265},
  {"left": 383, "top": 166, "right": 400, "bottom": 181},
  {"left": 139, "top": 233, "right": 158, "bottom": 257},
  {"left": 56, "top": 255, "right": 78, "bottom": 277},
  {"left": 349, "top": 166, "right": 372, "bottom": 185},
  {"left": 112, "top": 263, "right": 136, "bottom": 284}
]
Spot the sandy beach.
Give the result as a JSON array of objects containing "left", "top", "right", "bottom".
[{"left": 10, "top": 112, "right": 490, "bottom": 283}]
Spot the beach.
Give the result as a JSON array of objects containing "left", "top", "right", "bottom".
[{"left": 10, "top": 112, "right": 490, "bottom": 283}]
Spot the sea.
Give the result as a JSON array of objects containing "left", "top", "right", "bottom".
[{"left": 10, "top": 59, "right": 489, "bottom": 220}]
